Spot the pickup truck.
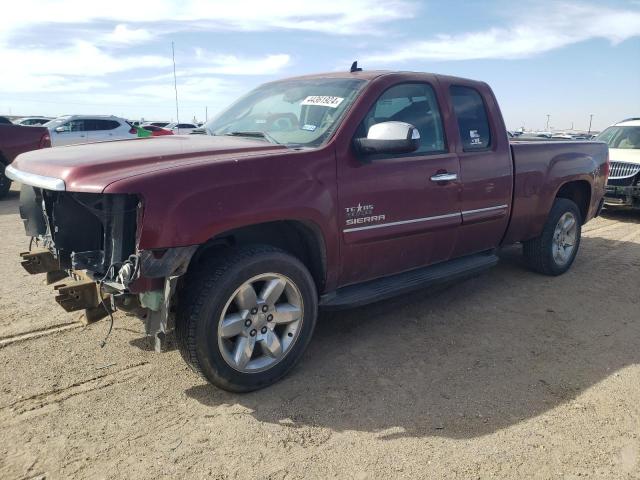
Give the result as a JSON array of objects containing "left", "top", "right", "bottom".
[
  {"left": 6, "top": 70, "right": 608, "bottom": 392},
  {"left": 0, "top": 124, "right": 51, "bottom": 198}
]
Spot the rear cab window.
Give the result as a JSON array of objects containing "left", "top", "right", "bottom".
[{"left": 450, "top": 85, "right": 492, "bottom": 151}]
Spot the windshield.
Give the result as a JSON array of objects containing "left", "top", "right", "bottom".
[
  {"left": 205, "top": 78, "right": 366, "bottom": 147},
  {"left": 595, "top": 126, "right": 640, "bottom": 149}
]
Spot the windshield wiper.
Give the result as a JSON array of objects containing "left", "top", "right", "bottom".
[{"left": 224, "top": 131, "right": 278, "bottom": 144}]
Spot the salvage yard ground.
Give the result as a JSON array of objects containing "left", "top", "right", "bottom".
[{"left": 1, "top": 183, "right": 639, "bottom": 479}]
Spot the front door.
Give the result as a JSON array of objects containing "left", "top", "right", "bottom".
[
  {"left": 337, "top": 81, "right": 462, "bottom": 286},
  {"left": 53, "top": 119, "right": 87, "bottom": 146},
  {"left": 85, "top": 119, "right": 122, "bottom": 142}
]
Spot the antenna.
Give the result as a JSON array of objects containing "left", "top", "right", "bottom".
[
  {"left": 172, "top": 42, "right": 180, "bottom": 133},
  {"left": 350, "top": 61, "right": 362, "bottom": 73}
]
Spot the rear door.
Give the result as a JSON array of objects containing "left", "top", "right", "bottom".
[
  {"left": 441, "top": 81, "right": 513, "bottom": 257},
  {"left": 337, "top": 80, "right": 462, "bottom": 285},
  {"left": 86, "top": 119, "right": 126, "bottom": 142}
]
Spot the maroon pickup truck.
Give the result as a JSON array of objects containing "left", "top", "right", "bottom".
[
  {"left": 6, "top": 70, "right": 608, "bottom": 392},
  {"left": 0, "top": 124, "right": 51, "bottom": 198}
]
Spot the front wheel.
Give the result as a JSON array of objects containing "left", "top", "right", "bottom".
[
  {"left": 176, "top": 245, "right": 318, "bottom": 392},
  {"left": 0, "top": 162, "right": 11, "bottom": 200},
  {"left": 523, "top": 198, "right": 582, "bottom": 276}
]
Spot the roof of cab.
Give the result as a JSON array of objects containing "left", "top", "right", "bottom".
[{"left": 266, "top": 69, "right": 483, "bottom": 85}]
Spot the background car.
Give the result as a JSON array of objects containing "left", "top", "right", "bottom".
[
  {"left": 596, "top": 118, "right": 640, "bottom": 209},
  {"left": 141, "top": 125, "right": 174, "bottom": 136},
  {"left": 13, "top": 117, "right": 52, "bottom": 126},
  {"left": 142, "top": 121, "right": 170, "bottom": 128},
  {"left": 164, "top": 122, "right": 198, "bottom": 134},
  {"left": 44, "top": 115, "right": 137, "bottom": 146}
]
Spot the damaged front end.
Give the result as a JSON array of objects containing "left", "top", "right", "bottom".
[{"left": 17, "top": 183, "right": 195, "bottom": 351}]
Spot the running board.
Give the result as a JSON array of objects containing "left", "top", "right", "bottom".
[{"left": 319, "top": 252, "right": 499, "bottom": 310}]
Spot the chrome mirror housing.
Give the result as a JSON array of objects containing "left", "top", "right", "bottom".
[{"left": 354, "top": 121, "right": 421, "bottom": 156}]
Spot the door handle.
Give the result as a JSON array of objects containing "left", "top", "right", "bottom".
[{"left": 430, "top": 172, "right": 458, "bottom": 182}]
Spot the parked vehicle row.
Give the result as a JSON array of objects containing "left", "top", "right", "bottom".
[{"left": 6, "top": 69, "right": 609, "bottom": 392}]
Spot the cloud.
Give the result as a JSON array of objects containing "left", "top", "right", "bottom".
[
  {"left": 102, "top": 24, "right": 153, "bottom": 45},
  {"left": 365, "top": 2, "right": 640, "bottom": 63},
  {"left": 129, "top": 77, "right": 238, "bottom": 103},
  {"left": 0, "top": 40, "right": 171, "bottom": 93},
  {"left": 0, "top": 0, "right": 414, "bottom": 39},
  {"left": 8, "top": 40, "right": 171, "bottom": 76},
  {"left": 131, "top": 53, "right": 292, "bottom": 84},
  {"left": 186, "top": 53, "right": 291, "bottom": 76}
]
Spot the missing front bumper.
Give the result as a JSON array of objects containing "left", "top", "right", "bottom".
[{"left": 604, "top": 185, "right": 640, "bottom": 208}]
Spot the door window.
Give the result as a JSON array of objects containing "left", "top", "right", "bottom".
[
  {"left": 86, "top": 119, "right": 120, "bottom": 131},
  {"left": 450, "top": 86, "right": 491, "bottom": 151},
  {"left": 62, "top": 120, "right": 85, "bottom": 132},
  {"left": 358, "top": 83, "right": 446, "bottom": 156}
]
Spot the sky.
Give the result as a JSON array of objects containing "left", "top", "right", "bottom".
[{"left": 0, "top": 0, "right": 639, "bottom": 131}]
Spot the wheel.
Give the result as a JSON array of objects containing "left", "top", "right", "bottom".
[
  {"left": 0, "top": 162, "right": 11, "bottom": 200},
  {"left": 523, "top": 198, "right": 581, "bottom": 276},
  {"left": 176, "top": 245, "right": 318, "bottom": 392}
]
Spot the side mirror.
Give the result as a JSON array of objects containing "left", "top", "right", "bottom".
[
  {"left": 55, "top": 126, "right": 68, "bottom": 133},
  {"left": 354, "top": 121, "right": 420, "bottom": 156}
]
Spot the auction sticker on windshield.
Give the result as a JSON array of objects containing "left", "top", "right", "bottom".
[{"left": 301, "top": 96, "right": 344, "bottom": 108}]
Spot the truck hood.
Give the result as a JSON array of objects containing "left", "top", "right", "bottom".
[
  {"left": 609, "top": 148, "right": 640, "bottom": 166},
  {"left": 10, "top": 135, "right": 288, "bottom": 193}
]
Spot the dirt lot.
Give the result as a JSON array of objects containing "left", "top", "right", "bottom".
[{"left": 1, "top": 183, "right": 639, "bottom": 480}]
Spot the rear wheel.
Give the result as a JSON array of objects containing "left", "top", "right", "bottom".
[
  {"left": 176, "top": 245, "right": 318, "bottom": 392},
  {"left": 523, "top": 198, "right": 581, "bottom": 276}
]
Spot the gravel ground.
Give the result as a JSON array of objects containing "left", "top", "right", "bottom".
[{"left": 1, "top": 183, "right": 639, "bottom": 479}]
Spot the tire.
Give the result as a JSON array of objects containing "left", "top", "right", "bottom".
[
  {"left": 176, "top": 245, "right": 318, "bottom": 392},
  {"left": 0, "top": 162, "right": 11, "bottom": 200},
  {"left": 523, "top": 198, "right": 582, "bottom": 276}
]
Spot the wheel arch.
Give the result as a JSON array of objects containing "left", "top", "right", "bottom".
[
  {"left": 554, "top": 179, "right": 592, "bottom": 224},
  {"left": 188, "top": 220, "right": 328, "bottom": 292}
]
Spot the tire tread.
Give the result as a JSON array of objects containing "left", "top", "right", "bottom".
[{"left": 522, "top": 198, "right": 582, "bottom": 276}]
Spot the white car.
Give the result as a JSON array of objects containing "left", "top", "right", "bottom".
[
  {"left": 14, "top": 117, "right": 52, "bottom": 126},
  {"left": 45, "top": 115, "right": 137, "bottom": 147},
  {"left": 596, "top": 118, "right": 640, "bottom": 208},
  {"left": 165, "top": 122, "right": 198, "bottom": 135}
]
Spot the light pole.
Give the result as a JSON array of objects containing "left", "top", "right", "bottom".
[
  {"left": 546, "top": 114, "right": 551, "bottom": 131},
  {"left": 588, "top": 114, "right": 594, "bottom": 134}
]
